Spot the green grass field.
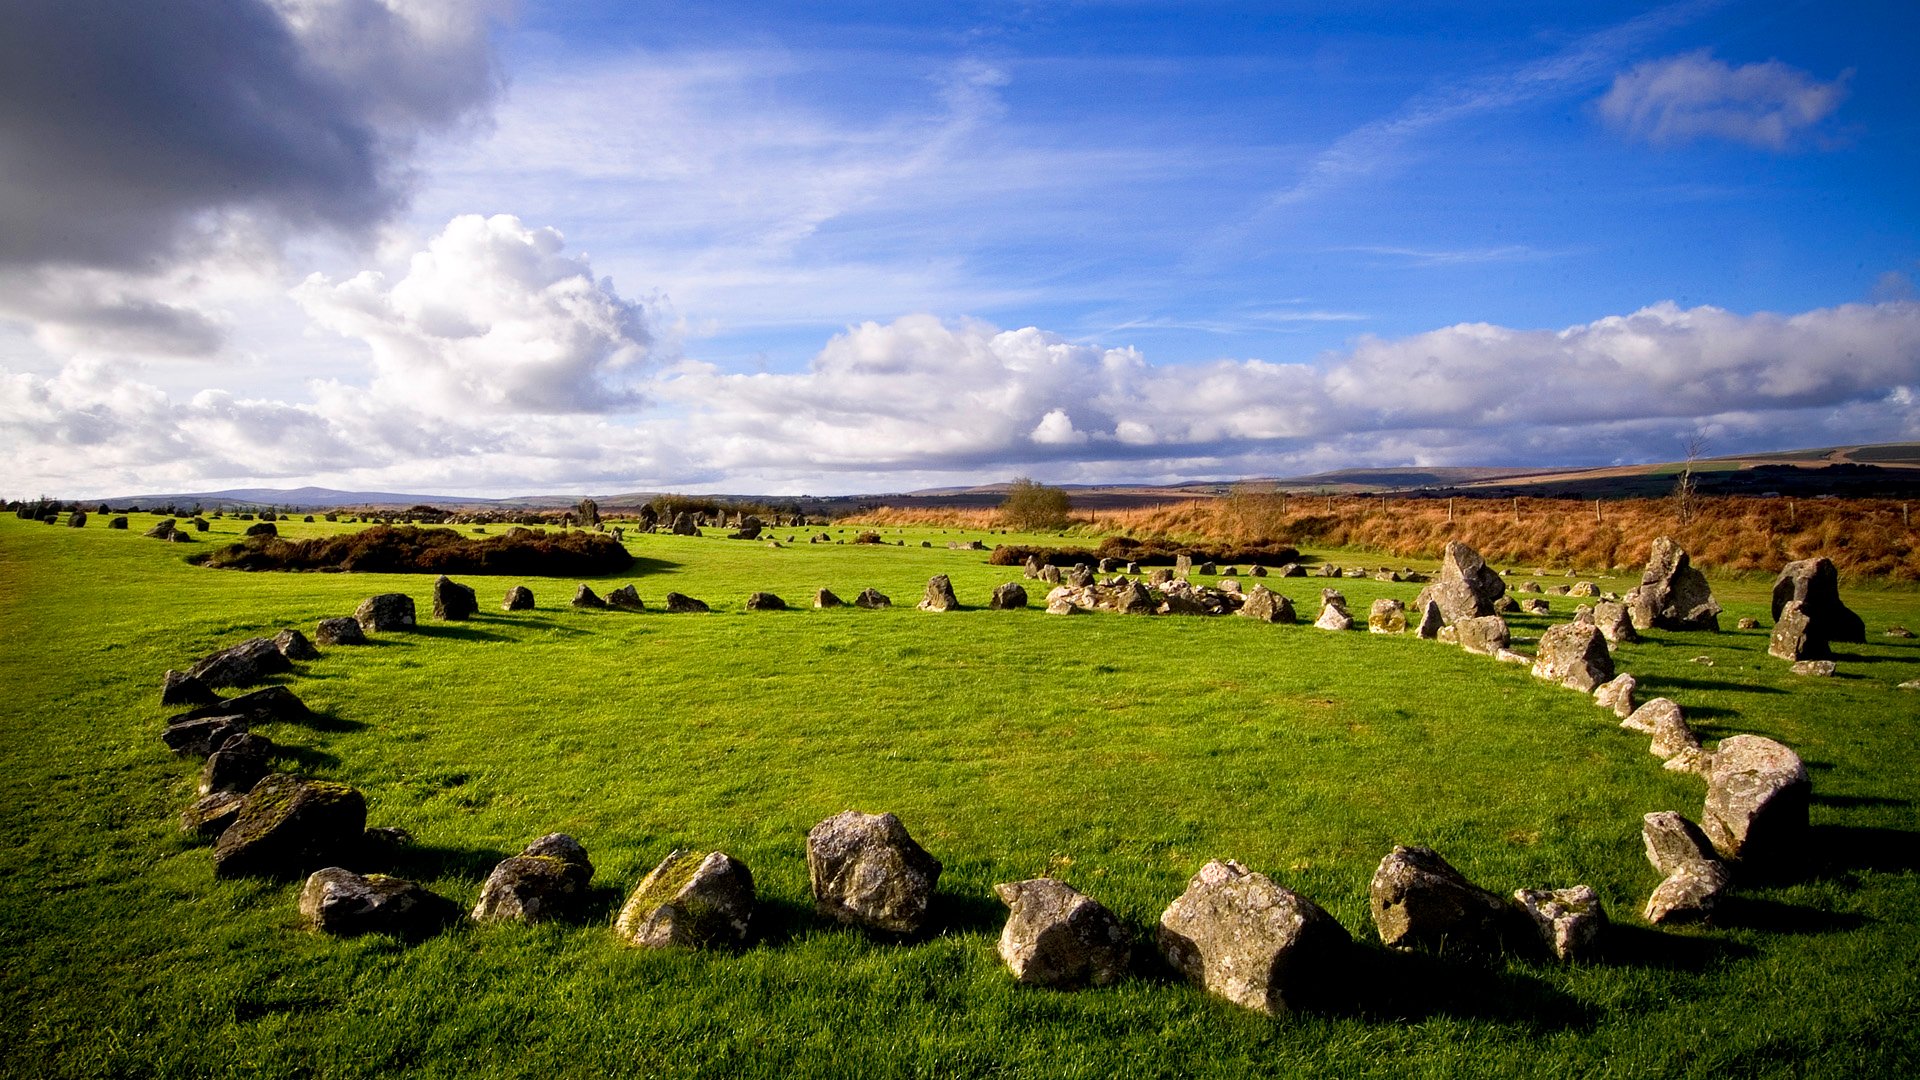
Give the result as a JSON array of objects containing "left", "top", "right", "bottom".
[{"left": 2, "top": 514, "right": 1917, "bottom": 1078}]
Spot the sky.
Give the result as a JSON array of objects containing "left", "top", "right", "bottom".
[{"left": 1, "top": 0, "right": 1917, "bottom": 498}]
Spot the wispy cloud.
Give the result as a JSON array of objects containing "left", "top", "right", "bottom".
[
  {"left": 1596, "top": 50, "right": 1850, "bottom": 150},
  {"left": 1338, "top": 245, "right": 1563, "bottom": 267}
]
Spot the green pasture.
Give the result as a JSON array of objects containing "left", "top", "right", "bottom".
[{"left": 1, "top": 514, "right": 1916, "bottom": 1078}]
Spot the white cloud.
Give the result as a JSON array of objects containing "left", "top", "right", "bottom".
[
  {"left": 1597, "top": 51, "right": 1849, "bottom": 150},
  {"left": 294, "top": 214, "right": 654, "bottom": 414}
]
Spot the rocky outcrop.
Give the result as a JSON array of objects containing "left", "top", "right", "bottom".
[
  {"left": 1369, "top": 845, "right": 1523, "bottom": 961},
  {"left": 1156, "top": 860, "right": 1350, "bottom": 1015},
  {"left": 1625, "top": 537, "right": 1721, "bottom": 631},
  {"left": 993, "top": 878, "right": 1130, "bottom": 988},
  {"left": 807, "top": 811, "right": 942, "bottom": 934},
  {"left": 472, "top": 834, "right": 595, "bottom": 924},
  {"left": 616, "top": 849, "right": 756, "bottom": 948},
  {"left": 1702, "top": 735, "right": 1809, "bottom": 864},
  {"left": 1414, "top": 541, "right": 1507, "bottom": 624},
  {"left": 1531, "top": 623, "right": 1613, "bottom": 692}
]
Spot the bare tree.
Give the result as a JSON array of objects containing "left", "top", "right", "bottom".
[{"left": 1673, "top": 434, "right": 1708, "bottom": 524}]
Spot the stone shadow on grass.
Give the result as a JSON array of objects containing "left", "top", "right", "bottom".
[
  {"left": 1319, "top": 945, "right": 1599, "bottom": 1031},
  {"left": 1635, "top": 677, "right": 1787, "bottom": 696},
  {"left": 272, "top": 744, "right": 342, "bottom": 772},
  {"left": 1711, "top": 896, "right": 1869, "bottom": 935},
  {"left": 411, "top": 623, "right": 514, "bottom": 644},
  {"left": 279, "top": 708, "right": 367, "bottom": 734},
  {"left": 1794, "top": 824, "right": 1920, "bottom": 880},
  {"left": 382, "top": 840, "right": 514, "bottom": 882},
  {"left": 1596, "top": 925, "right": 1756, "bottom": 972}
]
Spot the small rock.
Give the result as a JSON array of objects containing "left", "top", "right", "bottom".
[
  {"left": 273, "top": 628, "right": 320, "bottom": 661},
  {"left": 814, "top": 588, "right": 844, "bottom": 608},
  {"left": 189, "top": 637, "right": 293, "bottom": 688},
  {"left": 745, "top": 591, "right": 788, "bottom": 611},
  {"left": 855, "top": 587, "right": 891, "bottom": 609},
  {"left": 1886, "top": 625, "right": 1913, "bottom": 638},
  {"left": 664, "top": 592, "right": 710, "bottom": 613},
  {"left": 571, "top": 584, "right": 607, "bottom": 608},
  {"left": 315, "top": 617, "right": 367, "bottom": 645},
  {"left": 1368, "top": 598, "right": 1407, "bottom": 634},
  {"left": 1237, "top": 584, "right": 1295, "bottom": 624},
  {"left": 1621, "top": 697, "right": 1681, "bottom": 735},
  {"left": 807, "top": 810, "right": 942, "bottom": 934},
  {"left": 1512, "top": 885, "right": 1606, "bottom": 962},
  {"left": 162, "top": 716, "right": 250, "bottom": 758},
  {"left": 606, "top": 584, "right": 646, "bottom": 610},
  {"left": 1736, "top": 617, "right": 1759, "bottom": 630},
  {"left": 503, "top": 585, "right": 535, "bottom": 611},
  {"left": 161, "top": 669, "right": 220, "bottom": 708},
  {"left": 199, "top": 732, "right": 274, "bottom": 795},
  {"left": 1454, "top": 615, "right": 1511, "bottom": 657},
  {"left": 1593, "top": 674, "right": 1637, "bottom": 718},
  {"left": 472, "top": 834, "right": 594, "bottom": 924},
  {"left": 616, "top": 849, "right": 757, "bottom": 948},
  {"left": 180, "top": 790, "right": 247, "bottom": 838},
  {"left": 1523, "top": 598, "right": 1550, "bottom": 615},
  {"left": 355, "top": 593, "right": 416, "bottom": 632},
  {"left": 1157, "top": 859, "right": 1350, "bottom": 1015},
  {"left": 988, "top": 582, "right": 1028, "bottom": 610},
  {"left": 1415, "top": 599, "right": 1443, "bottom": 640},
  {"left": 1790, "top": 659, "right": 1836, "bottom": 677},
  {"left": 300, "top": 867, "right": 458, "bottom": 937},
  {"left": 1314, "top": 603, "right": 1353, "bottom": 631},
  {"left": 1369, "top": 845, "right": 1523, "bottom": 961},
  {"left": 993, "top": 878, "right": 1130, "bottom": 988},
  {"left": 917, "top": 574, "right": 959, "bottom": 612},
  {"left": 1590, "top": 601, "right": 1639, "bottom": 644}
]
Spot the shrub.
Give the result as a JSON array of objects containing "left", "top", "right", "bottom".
[
  {"left": 192, "top": 525, "right": 635, "bottom": 576},
  {"left": 999, "top": 478, "right": 1072, "bottom": 531}
]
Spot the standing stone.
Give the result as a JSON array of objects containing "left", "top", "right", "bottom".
[
  {"left": 616, "top": 849, "right": 757, "bottom": 948},
  {"left": 1068, "top": 564, "right": 1095, "bottom": 588},
  {"left": 1314, "top": 602, "right": 1353, "bottom": 631},
  {"left": 806, "top": 811, "right": 942, "bottom": 934},
  {"left": 145, "top": 518, "right": 178, "bottom": 539},
  {"left": 199, "top": 732, "right": 274, "bottom": 795},
  {"left": 1768, "top": 600, "right": 1824, "bottom": 661},
  {"left": 1237, "top": 584, "right": 1295, "bottom": 624},
  {"left": 670, "top": 512, "right": 700, "bottom": 536},
  {"left": 989, "top": 583, "right": 1028, "bottom": 610},
  {"left": 189, "top": 637, "right": 294, "bottom": 688},
  {"left": 355, "top": 593, "right": 416, "bottom": 632},
  {"left": 1413, "top": 541, "right": 1507, "bottom": 624},
  {"left": 273, "top": 628, "right": 320, "bottom": 661},
  {"left": 1770, "top": 557, "right": 1865, "bottom": 645},
  {"left": 162, "top": 669, "right": 221, "bottom": 708},
  {"left": 213, "top": 775, "right": 367, "bottom": 878},
  {"left": 1589, "top": 600, "right": 1638, "bottom": 644},
  {"left": 1174, "top": 554, "right": 1193, "bottom": 579},
  {"left": 814, "top": 588, "right": 844, "bottom": 608},
  {"left": 316, "top": 617, "right": 367, "bottom": 645},
  {"left": 108, "top": 516, "right": 128, "bottom": 529},
  {"left": 432, "top": 576, "right": 478, "bottom": 620},
  {"left": 993, "top": 878, "right": 1130, "bottom": 988},
  {"left": 472, "top": 834, "right": 595, "bottom": 924},
  {"left": 1531, "top": 623, "right": 1614, "bottom": 692},
  {"left": 1642, "top": 811, "right": 1731, "bottom": 924},
  {"left": 745, "top": 591, "right": 788, "bottom": 611},
  {"left": 1646, "top": 705, "right": 1702, "bottom": 762},
  {"left": 67, "top": 510, "right": 87, "bottom": 527},
  {"left": 1453, "top": 615, "right": 1510, "bottom": 657},
  {"left": 664, "top": 592, "right": 710, "bottom": 613},
  {"left": 1415, "top": 599, "right": 1444, "bottom": 640},
  {"left": 1367, "top": 598, "right": 1407, "bottom": 634},
  {"left": 606, "top": 584, "right": 646, "bottom": 610},
  {"left": 300, "top": 868, "right": 457, "bottom": 937},
  {"left": 1625, "top": 537, "right": 1721, "bottom": 631},
  {"left": 1702, "top": 735, "right": 1810, "bottom": 864},
  {"left": 1512, "top": 886, "right": 1607, "bottom": 963},
  {"left": 855, "top": 587, "right": 891, "bottom": 609},
  {"left": 572, "top": 585, "right": 608, "bottom": 609},
  {"left": 1592, "top": 674, "right": 1637, "bottom": 718},
  {"left": 502, "top": 585, "right": 535, "bottom": 611},
  {"left": 1023, "top": 556, "right": 1045, "bottom": 579},
  {"left": 1368, "top": 846, "right": 1523, "bottom": 961},
  {"left": 1156, "top": 860, "right": 1350, "bottom": 1015},
  {"left": 918, "top": 574, "right": 959, "bottom": 612}
]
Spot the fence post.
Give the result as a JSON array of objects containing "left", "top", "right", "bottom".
[
  {"left": 1448, "top": 497, "right": 1454, "bottom": 523},
  {"left": 1594, "top": 499, "right": 1602, "bottom": 524},
  {"left": 1512, "top": 496, "right": 1519, "bottom": 524}
]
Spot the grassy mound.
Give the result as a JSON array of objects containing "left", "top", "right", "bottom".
[{"left": 191, "top": 524, "right": 634, "bottom": 575}]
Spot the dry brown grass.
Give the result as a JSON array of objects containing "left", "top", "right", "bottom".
[{"left": 850, "top": 495, "right": 1920, "bottom": 580}]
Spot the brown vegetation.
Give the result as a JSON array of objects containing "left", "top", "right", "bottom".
[
  {"left": 852, "top": 494, "right": 1920, "bottom": 580},
  {"left": 987, "top": 536, "right": 1300, "bottom": 568},
  {"left": 193, "top": 525, "right": 635, "bottom": 575}
]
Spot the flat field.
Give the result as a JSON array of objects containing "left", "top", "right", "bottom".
[{"left": 1, "top": 515, "right": 1917, "bottom": 1078}]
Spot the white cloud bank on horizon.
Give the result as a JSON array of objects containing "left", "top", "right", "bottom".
[
  {"left": 2, "top": 213, "right": 1916, "bottom": 497},
  {"left": 1597, "top": 51, "right": 1850, "bottom": 150}
]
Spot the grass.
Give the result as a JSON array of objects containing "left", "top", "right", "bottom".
[{"left": 2, "top": 514, "right": 1918, "bottom": 1077}]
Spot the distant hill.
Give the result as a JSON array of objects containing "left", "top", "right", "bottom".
[{"left": 80, "top": 442, "right": 1920, "bottom": 512}]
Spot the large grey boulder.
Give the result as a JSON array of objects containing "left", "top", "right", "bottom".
[
  {"left": 1156, "top": 859, "right": 1350, "bottom": 1015},
  {"left": 1702, "top": 735, "right": 1810, "bottom": 864},
  {"left": 1531, "top": 623, "right": 1613, "bottom": 692},
  {"left": 1453, "top": 615, "right": 1510, "bottom": 657},
  {"left": 213, "top": 774, "right": 367, "bottom": 878},
  {"left": 1512, "top": 886, "right": 1606, "bottom": 963},
  {"left": 1588, "top": 600, "right": 1639, "bottom": 644},
  {"left": 188, "top": 637, "right": 293, "bottom": 689},
  {"left": 807, "top": 810, "right": 942, "bottom": 934},
  {"left": 1413, "top": 541, "right": 1507, "bottom": 624},
  {"left": 988, "top": 582, "right": 1028, "bottom": 610},
  {"left": 1368, "top": 598, "right": 1407, "bottom": 634},
  {"left": 993, "top": 878, "right": 1130, "bottom": 988},
  {"left": 1314, "top": 602, "right": 1353, "bottom": 631},
  {"left": 315, "top": 617, "right": 367, "bottom": 645},
  {"left": 300, "top": 867, "right": 458, "bottom": 938},
  {"left": 617, "top": 849, "right": 756, "bottom": 948},
  {"left": 1770, "top": 557, "right": 1864, "bottom": 646},
  {"left": 1641, "top": 811, "right": 1730, "bottom": 924},
  {"left": 472, "top": 834, "right": 595, "bottom": 924},
  {"left": 1369, "top": 845, "right": 1523, "bottom": 961},
  {"left": 917, "top": 574, "right": 959, "bottom": 612},
  {"left": 1768, "top": 600, "right": 1823, "bottom": 661},
  {"left": 1625, "top": 537, "right": 1721, "bottom": 631},
  {"left": 1621, "top": 696, "right": 1681, "bottom": 735},
  {"left": 199, "top": 732, "right": 274, "bottom": 795},
  {"left": 432, "top": 576, "right": 478, "bottom": 620},
  {"left": 355, "top": 593, "right": 416, "bottom": 633},
  {"left": 1237, "top": 584, "right": 1295, "bottom": 624},
  {"left": 670, "top": 512, "right": 700, "bottom": 536}
]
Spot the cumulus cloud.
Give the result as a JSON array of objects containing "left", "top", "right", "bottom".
[
  {"left": 295, "top": 214, "right": 654, "bottom": 414},
  {"left": 4, "top": 300, "right": 1916, "bottom": 497},
  {"left": 1597, "top": 51, "right": 1849, "bottom": 150}
]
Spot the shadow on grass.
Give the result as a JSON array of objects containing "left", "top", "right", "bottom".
[
  {"left": 1800, "top": 824, "right": 1920, "bottom": 878},
  {"left": 385, "top": 840, "right": 513, "bottom": 881},
  {"left": 1713, "top": 896, "right": 1869, "bottom": 935},
  {"left": 1636, "top": 677, "right": 1787, "bottom": 695},
  {"left": 1316, "top": 945, "right": 1600, "bottom": 1031},
  {"left": 1813, "top": 793, "right": 1911, "bottom": 809},
  {"left": 286, "top": 709, "right": 368, "bottom": 734},
  {"left": 1597, "top": 925, "right": 1755, "bottom": 971},
  {"left": 273, "top": 744, "right": 342, "bottom": 771},
  {"left": 412, "top": 623, "right": 515, "bottom": 643}
]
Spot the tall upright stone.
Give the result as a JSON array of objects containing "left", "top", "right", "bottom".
[
  {"left": 1625, "top": 537, "right": 1721, "bottom": 631},
  {"left": 1770, "top": 557, "right": 1865, "bottom": 645},
  {"left": 1413, "top": 541, "right": 1507, "bottom": 624},
  {"left": 1157, "top": 860, "right": 1350, "bottom": 1015}
]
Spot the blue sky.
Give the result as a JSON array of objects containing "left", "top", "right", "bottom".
[{"left": 1, "top": 0, "right": 1916, "bottom": 495}]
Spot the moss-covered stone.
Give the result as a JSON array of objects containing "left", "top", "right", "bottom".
[{"left": 212, "top": 775, "right": 366, "bottom": 878}]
